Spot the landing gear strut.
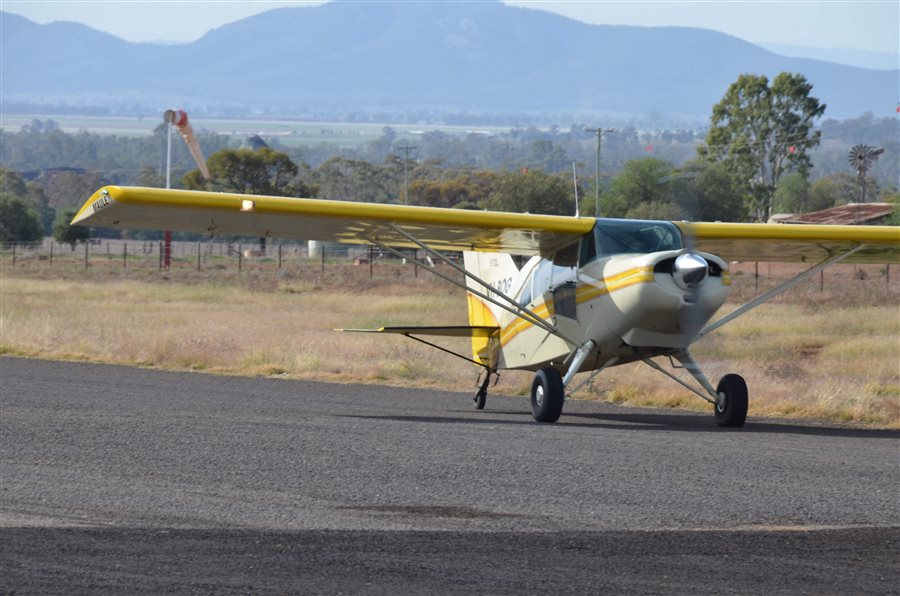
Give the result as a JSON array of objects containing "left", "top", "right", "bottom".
[
  {"left": 473, "top": 369, "right": 495, "bottom": 410},
  {"left": 643, "top": 350, "right": 749, "bottom": 428}
]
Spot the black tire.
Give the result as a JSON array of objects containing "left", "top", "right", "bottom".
[
  {"left": 715, "top": 373, "right": 748, "bottom": 427},
  {"left": 473, "top": 389, "right": 486, "bottom": 410},
  {"left": 530, "top": 367, "right": 565, "bottom": 423}
]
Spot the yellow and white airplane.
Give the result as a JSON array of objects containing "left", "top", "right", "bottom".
[{"left": 72, "top": 186, "right": 900, "bottom": 426}]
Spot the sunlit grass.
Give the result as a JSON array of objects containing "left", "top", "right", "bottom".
[{"left": 1, "top": 262, "right": 898, "bottom": 426}]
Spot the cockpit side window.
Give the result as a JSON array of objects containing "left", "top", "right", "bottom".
[{"left": 526, "top": 257, "right": 577, "bottom": 305}]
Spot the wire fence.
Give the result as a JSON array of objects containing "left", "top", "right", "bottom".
[
  {"left": 0, "top": 238, "right": 436, "bottom": 278},
  {"left": 0, "top": 238, "right": 894, "bottom": 297}
]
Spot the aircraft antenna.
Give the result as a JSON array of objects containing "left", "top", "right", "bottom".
[{"left": 572, "top": 161, "right": 580, "bottom": 218}]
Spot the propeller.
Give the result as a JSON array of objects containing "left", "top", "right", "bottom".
[{"left": 676, "top": 224, "right": 708, "bottom": 345}]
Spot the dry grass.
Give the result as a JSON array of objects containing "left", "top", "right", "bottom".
[{"left": 1, "top": 260, "right": 898, "bottom": 427}]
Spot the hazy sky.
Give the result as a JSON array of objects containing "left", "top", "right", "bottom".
[{"left": 2, "top": 0, "right": 898, "bottom": 54}]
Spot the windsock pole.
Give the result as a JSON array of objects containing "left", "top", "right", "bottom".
[
  {"left": 164, "top": 118, "right": 173, "bottom": 269},
  {"left": 162, "top": 109, "right": 210, "bottom": 269}
]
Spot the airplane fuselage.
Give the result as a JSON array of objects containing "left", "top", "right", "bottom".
[
  {"left": 494, "top": 250, "right": 731, "bottom": 372},
  {"left": 468, "top": 219, "right": 732, "bottom": 374}
]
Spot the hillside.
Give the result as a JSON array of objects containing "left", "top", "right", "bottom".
[{"left": 1, "top": 2, "right": 896, "bottom": 121}]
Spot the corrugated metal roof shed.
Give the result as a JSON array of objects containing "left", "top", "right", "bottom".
[{"left": 780, "top": 203, "right": 895, "bottom": 225}]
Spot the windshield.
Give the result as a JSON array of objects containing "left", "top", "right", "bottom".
[{"left": 580, "top": 218, "right": 683, "bottom": 264}]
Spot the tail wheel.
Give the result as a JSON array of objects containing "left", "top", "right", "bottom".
[
  {"left": 715, "top": 374, "right": 748, "bottom": 427},
  {"left": 531, "top": 367, "right": 565, "bottom": 423},
  {"left": 473, "top": 389, "right": 486, "bottom": 410}
]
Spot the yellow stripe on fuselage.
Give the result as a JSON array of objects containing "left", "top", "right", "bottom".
[
  {"left": 497, "top": 265, "right": 655, "bottom": 346},
  {"left": 573, "top": 266, "right": 655, "bottom": 304}
]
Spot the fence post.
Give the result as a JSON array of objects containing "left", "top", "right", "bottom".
[
  {"left": 158, "top": 241, "right": 163, "bottom": 271},
  {"left": 11, "top": 243, "right": 16, "bottom": 267},
  {"left": 321, "top": 246, "right": 325, "bottom": 273},
  {"left": 49, "top": 241, "right": 53, "bottom": 267},
  {"left": 197, "top": 242, "right": 201, "bottom": 272},
  {"left": 84, "top": 241, "right": 89, "bottom": 269},
  {"left": 278, "top": 243, "right": 283, "bottom": 270},
  {"left": 238, "top": 244, "right": 242, "bottom": 273},
  {"left": 123, "top": 242, "right": 128, "bottom": 270},
  {"left": 369, "top": 245, "right": 374, "bottom": 278}
]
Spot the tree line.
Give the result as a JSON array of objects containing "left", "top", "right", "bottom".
[{"left": 2, "top": 72, "right": 898, "bottom": 245}]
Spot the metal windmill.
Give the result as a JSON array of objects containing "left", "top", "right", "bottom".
[{"left": 848, "top": 144, "right": 884, "bottom": 203}]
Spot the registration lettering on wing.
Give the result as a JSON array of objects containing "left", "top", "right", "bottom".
[{"left": 91, "top": 194, "right": 111, "bottom": 213}]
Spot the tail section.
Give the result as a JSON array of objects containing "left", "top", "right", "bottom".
[{"left": 463, "top": 251, "right": 520, "bottom": 366}]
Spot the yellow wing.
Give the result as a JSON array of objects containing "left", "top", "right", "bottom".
[
  {"left": 72, "top": 186, "right": 899, "bottom": 263},
  {"left": 678, "top": 222, "right": 900, "bottom": 264},
  {"left": 72, "top": 186, "right": 593, "bottom": 256}
]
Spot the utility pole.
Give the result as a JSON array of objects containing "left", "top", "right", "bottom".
[
  {"left": 164, "top": 113, "right": 173, "bottom": 270},
  {"left": 398, "top": 145, "right": 417, "bottom": 205},
  {"left": 585, "top": 127, "right": 613, "bottom": 217}
]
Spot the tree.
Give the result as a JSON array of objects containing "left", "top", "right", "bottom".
[
  {"left": 0, "top": 166, "right": 28, "bottom": 197},
  {"left": 808, "top": 173, "right": 859, "bottom": 210},
  {"left": 0, "top": 193, "right": 43, "bottom": 243},
  {"left": 700, "top": 72, "right": 826, "bottom": 221},
  {"left": 53, "top": 209, "right": 91, "bottom": 249},
  {"left": 407, "top": 170, "right": 498, "bottom": 209},
  {"left": 38, "top": 170, "right": 106, "bottom": 212},
  {"left": 310, "top": 156, "right": 397, "bottom": 203},
  {"left": 136, "top": 165, "right": 165, "bottom": 188},
  {"left": 1, "top": 167, "right": 55, "bottom": 234},
  {"left": 602, "top": 158, "right": 675, "bottom": 218},
  {"left": 772, "top": 173, "right": 811, "bottom": 214},
  {"left": 486, "top": 169, "right": 574, "bottom": 216},
  {"left": 671, "top": 160, "right": 745, "bottom": 222},
  {"left": 184, "top": 147, "right": 303, "bottom": 196}
]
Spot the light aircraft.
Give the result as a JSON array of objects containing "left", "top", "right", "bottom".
[{"left": 72, "top": 187, "right": 900, "bottom": 426}]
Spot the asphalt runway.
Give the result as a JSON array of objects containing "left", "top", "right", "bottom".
[{"left": 1, "top": 356, "right": 898, "bottom": 594}]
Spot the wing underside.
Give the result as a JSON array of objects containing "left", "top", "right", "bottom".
[
  {"left": 72, "top": 187, "right": 899, "bottom": 264},
  {"left": 339, "top": 326, "right": 499, "bottom": 338},
  {"left": 72, "top": 186, "right": 593, "bottom": 256}
]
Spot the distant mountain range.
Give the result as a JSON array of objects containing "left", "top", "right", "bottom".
[
  {"left": 756, "top": 43, "right": 898, "bottom": 72},
  {"left": 1, "top": 1, "right": 897, "bottom": 123}
]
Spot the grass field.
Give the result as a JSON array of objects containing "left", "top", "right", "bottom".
[
  {"left": 0, "top": 114, "right": 509, "bottom": 147},
  {"left": 1, "top": 259, "right": 897, "bottom": 427}
]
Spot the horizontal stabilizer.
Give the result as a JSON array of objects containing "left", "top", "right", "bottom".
[{"left": 338, "top": 325, "right": 499, "bottom": 338}]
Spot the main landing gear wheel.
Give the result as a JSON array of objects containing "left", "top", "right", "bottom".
[
  {"left": 473, "top": 371, "right": 492, "bottom": 410},
  {"left": 531, "top": 367, "right": 565, "bottom": 423},
  {"left": 715, "top": 373, "right": 748, "bottom": 428},
  {"left": 473, "top": 388, "right": 487, "bottom": 410}
]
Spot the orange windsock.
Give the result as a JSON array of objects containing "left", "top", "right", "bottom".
[{"left": 164, "top": 109, "right": 210, "bottom": 180}]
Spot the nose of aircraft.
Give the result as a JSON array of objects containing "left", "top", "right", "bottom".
[{"left": 673, "top": 253, "right": 708, "bottom": 289}]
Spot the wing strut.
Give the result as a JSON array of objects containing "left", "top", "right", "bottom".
[
  {"left": 695, "top": 245, "right": 866, "bottom": 341},
  {"left": 402, "top": 333, "right": 492, "bottom": 369},
  {"left": 373, "top": 225, "right": 578, "bottom": 344}
]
